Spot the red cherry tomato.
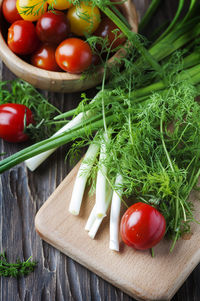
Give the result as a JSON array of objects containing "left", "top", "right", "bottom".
[
  {"left": 91, "top": 53, "right": 101, "bottom": 66},
  {"left": 55, "top": 38, "right": 92, "bottom": 73},
  {"left": 31, "top": 44, "right": 61, "bottom": 71},
  {"left": 7, "top": 20, "right": 40, "bottom": 55},
  {"left": 94, "top": 16, "right": 126, "bottom": 50},
  {"left": 36, "top": 10, "right": 70, "bottom": 45},
  {"left": 2, "top": 0, "right": 22, "bottom": 23},
  {"left": 120, "top": 202, "right": 166, "bottom": 250},
  {"left": 0, "top": 103, "right": 34, "bottom": 143}
]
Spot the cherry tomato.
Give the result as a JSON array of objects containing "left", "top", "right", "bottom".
[
  {"left": 31, "top": 44, "right": 61, "bottom": 71},
  {"left": 36, "top": 10, "right": 70, "bottom": 45},
  {"left": 0, "top": 103, "right": 34, "bottom": 143},
  {"left": 120, "top": 202, "right": 166, "bottom": 250},
  {"left": 94, "top": 16, "right": 126, "bottom": 50},
  {"left": 16, "top": 0, "right": 48, "bottom": 21},
  {"left": 67, "top": 2, "right": 101, "bottom": 36},
  {"left": 2, "top": 0, "right": 22, "bottom": 23},
  {"left": 7, "top": 20, "right": 40, "bottom": 55},
  {"left": 91, "top": 53, "right": 101, "bottom": 66},
  {"left": 47, "top": 0, "right": 73, "bottom": 10},
  {"left": 55, "top": 38, "right": 92, "bottom": 73}
]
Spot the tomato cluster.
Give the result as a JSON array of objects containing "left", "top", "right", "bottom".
[{"left": 2, "top": 0, "right": 126, "bottom": 74}]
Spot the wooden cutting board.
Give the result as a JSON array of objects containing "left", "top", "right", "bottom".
[{"left": 35, "top": 162, "right": 200, "bottom": 301}]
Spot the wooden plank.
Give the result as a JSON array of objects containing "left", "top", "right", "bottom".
[{"left": 35, "top": 161, "right": 200, "bottom": 301}]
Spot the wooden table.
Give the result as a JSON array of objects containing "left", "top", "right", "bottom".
[{"left": 1, "top": 1, "right": 200, "bottom": 300}]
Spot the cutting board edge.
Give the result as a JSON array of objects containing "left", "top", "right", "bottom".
[
  {"left": 35, "top": 213, "right": 140, "bottom": 301},
  {"left": 35, "top": 208, "right": 200, "bottom": 301},
  {"left": 35, "top": 212, "right": 157, "bottom": 301},
  {"left": 34, "top": 159, "right": 200, "bottom": 301}
]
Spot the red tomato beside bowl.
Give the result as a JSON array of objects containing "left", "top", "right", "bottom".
[{"left": 0, "top": 103, "right": 34, "bottom": 142}]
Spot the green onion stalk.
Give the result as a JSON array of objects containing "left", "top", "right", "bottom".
[{"left": 1, "top": 58, "right": 200, "bottom": 171}]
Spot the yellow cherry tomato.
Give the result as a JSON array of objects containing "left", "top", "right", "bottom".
[
  {"left": 16, "top": 0, "right": 48, "bottom": 21},
  {"left": 67, "top": 2, "right": 101, "bottom": 36},
  {"left": 47, "top": 0, "right": 73, "bottom": 10}
]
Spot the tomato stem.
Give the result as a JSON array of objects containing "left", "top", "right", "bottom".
[{"left": 150, "top": 248, "right": 155, "bottom": 257}]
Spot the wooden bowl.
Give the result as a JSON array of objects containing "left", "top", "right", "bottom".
[{"left": 0, "top": 0, "right": 138, "bottom": 93}]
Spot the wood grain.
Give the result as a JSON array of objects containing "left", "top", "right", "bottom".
[{"left": 1, "top": 1, "right": 200, "bottom": 301}]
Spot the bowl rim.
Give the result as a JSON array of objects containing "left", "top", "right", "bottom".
[{"left": 0, "top": 0, "right": 138, "bottom": 91}]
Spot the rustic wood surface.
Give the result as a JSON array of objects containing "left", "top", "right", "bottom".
[{"left": 1, "top": 1, "right": 200, "bottom": 301}]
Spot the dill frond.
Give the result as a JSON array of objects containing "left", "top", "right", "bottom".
[{"left": 0, "top": 253, "right": 37, "bottom": 278}]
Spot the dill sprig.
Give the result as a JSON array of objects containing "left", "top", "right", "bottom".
[
  {"left": 101, "top": 79, "right": 200, "bottom": 250},
  {"left": 0, "top": 252, "right": 37, "bottom": 278},
  {"left": 65, "top": 52, "right": 200, "bottom": 249}
]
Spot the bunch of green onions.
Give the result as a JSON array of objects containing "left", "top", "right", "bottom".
[{"left": 1, "top": 0, "right": 200, "bottom": 251}]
